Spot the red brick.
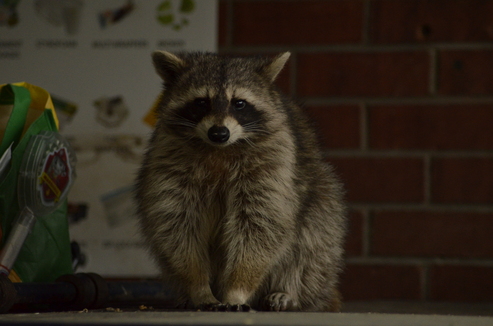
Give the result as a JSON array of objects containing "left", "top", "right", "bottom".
[
  {"left": 345, "top": 211, "right": 364, "bottom": 257},
  {"left": 297, "top": 52, "right": 430, "bottom": 97},
  {"left": 328, "top": 157, "right": 424, "bottom": 203},
  {"left": 369, "top": 104, "right": 493, "bottom": 150},
  {"left": 340, "top": 264, "right": 422, "bottom": 300},
  {"left": 432, "top": 158, "right": 493, "bottom": 204},
  {"left": 430, "top": 265, "right": 493, "bottom": 302},
  {"left": 304, "top": 106, "right": 360, "bottom": 149},
  {"left": 372, "top": 211, "right": 493, "bottom": 258},
  {"left": 370, "top": 0, "right": 493, "bottom": 44},
  {"left": 232, "top": 1, "right": 364, "bottom": 46},
  {"left": 218, "top": 1, "right": 228, "bottom": 47},
  {"left": 438, "top": 50, "right": 493, "bottom": 95}
]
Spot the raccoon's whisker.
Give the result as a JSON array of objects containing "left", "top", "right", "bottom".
[
  {"left": 243, "top": 137, "right": 258, "bottom": 148},
  {"left": 243, "top": 128, "right": 272, "bottom": 136},
  {"left": 242, "top": 121, "right": 271, "bottom": 134},
  {"left": 241, "top": 120, "right": 263, "bottom": 128},
  {"left": 242, "top": 126, "right": 269, "bottom": 133},
  {"left": 169, "top": 112, "right": 198, "bottom": 126},
  {"left": 171, "top": 121, "right": 197, "bottom": 128},
  {"left": 165, "top": 116, "right": 198, "bottom": 129}
]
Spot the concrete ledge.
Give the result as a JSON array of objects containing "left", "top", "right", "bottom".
[
  {"left": 1, "top": 310, "right": 493, "bottom": 326},
  {"left": 343, "top": 301, "right": 493, "bottom": 316}
]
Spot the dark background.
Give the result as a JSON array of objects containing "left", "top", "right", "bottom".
[{"left": 218, "top": 0, "right": 493, "bottom": 303}]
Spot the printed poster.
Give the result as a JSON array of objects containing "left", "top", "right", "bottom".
[{"left": 0, "top": 0, "right": 217, "bottom": 276}]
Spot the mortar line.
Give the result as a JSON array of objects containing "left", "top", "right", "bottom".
[
  {"left": 429, "top": 48, "right": 438, "bottom": 95},
  {"left": 302, "top": 96, "right": 493, "bottom": 106},
  {"left": 226, "top": 0, "right": 234, "bottom": 47},
  {"left": 221, "top": 42, "right": 493, "bottom": 54},
  {"left": 361, "top": 209, "right": 371, "bottom": 257},
  {"left": 420, "top": 263, "right": 430, "bottom": 301},
  {"left": 362, "top": 0, "right": 372, "bottom": 46},
  {"left": 360, "top": 103, "right": 369, "bottom": 151},
  {"left": 423, "top": 154, "right": 432, "bottom": 204},
  {"left": 325, "top": 150, "right": 493, "bottom": 157},
  {"left": 345, "top": 256, "right": 493, "bottom": 267},
  {"left": 346, "top": 203, "right": 493, "bottom": 212}
]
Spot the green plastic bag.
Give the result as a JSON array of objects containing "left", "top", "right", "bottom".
[{"left": 0, "top": 83, "right": 73, "bottom": 282}]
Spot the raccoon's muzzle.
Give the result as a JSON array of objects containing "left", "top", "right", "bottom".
[{"left": 208, "top": 125, "right": 230, "bottom": 143}]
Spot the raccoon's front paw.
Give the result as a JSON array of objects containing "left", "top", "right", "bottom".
[
  {"left": 262, "top": 292, "right": 296, "bottom": 312},
  {"left": 200, "top": 303, "right": 251, "bottom": 312}
]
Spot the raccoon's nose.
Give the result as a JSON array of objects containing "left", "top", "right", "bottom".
[{"left": 208, "top": 125, "right": 230, "bottom": 143}]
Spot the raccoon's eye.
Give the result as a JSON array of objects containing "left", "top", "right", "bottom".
[
  {"left": 233, "top": 99, "right": 247, "bottom": 111},
  {"left": 194, "top": 98, "right": 210, "bottom": 108}
]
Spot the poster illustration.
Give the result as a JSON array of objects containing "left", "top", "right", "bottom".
[{"left": 0, "top": 0, "right": 217, "bottom": 277}]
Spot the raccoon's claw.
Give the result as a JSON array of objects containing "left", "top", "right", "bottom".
[
  {"left": 199, "top": 303, "right": 251, "bottom": 312},
  {"left": 229, "top": 303, "right": 251, "bottom": 312},
  {"left": 262, "top": 292, "right": 295, "bottom": 312}
]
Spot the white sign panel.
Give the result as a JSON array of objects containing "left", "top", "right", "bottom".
[{"left": 1, "top": 0, "right": 217, "bottom": 277}]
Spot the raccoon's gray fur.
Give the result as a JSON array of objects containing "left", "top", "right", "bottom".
[{"left": 135, "top": 51, "right": 347, "bottom": 312}]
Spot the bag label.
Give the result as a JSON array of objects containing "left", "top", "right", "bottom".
[{"left": 38, "top": 147, "right": 71, "bottom": 206}]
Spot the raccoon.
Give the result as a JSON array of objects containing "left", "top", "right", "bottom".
[{"left": 135, "top": 51, "right": 347, "bottom": 312}]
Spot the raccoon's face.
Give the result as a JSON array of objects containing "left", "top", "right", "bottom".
[
  {"left": 169, "top": 89, "right": 265, "bottom": 147},
  {"left": 152, "top": 51, "right": 290, "bottom": 147}
]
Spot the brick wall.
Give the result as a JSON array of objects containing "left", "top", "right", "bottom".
[{"left": 219, "top": 0, "right": 493, "bottom": 302}]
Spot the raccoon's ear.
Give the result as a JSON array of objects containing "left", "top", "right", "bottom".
[
  {"left": 152, "top": 51, "right": 186, "bottom": 83},
  {"left": 263, "top": 52, "right": 291, "bottom": 83}
]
